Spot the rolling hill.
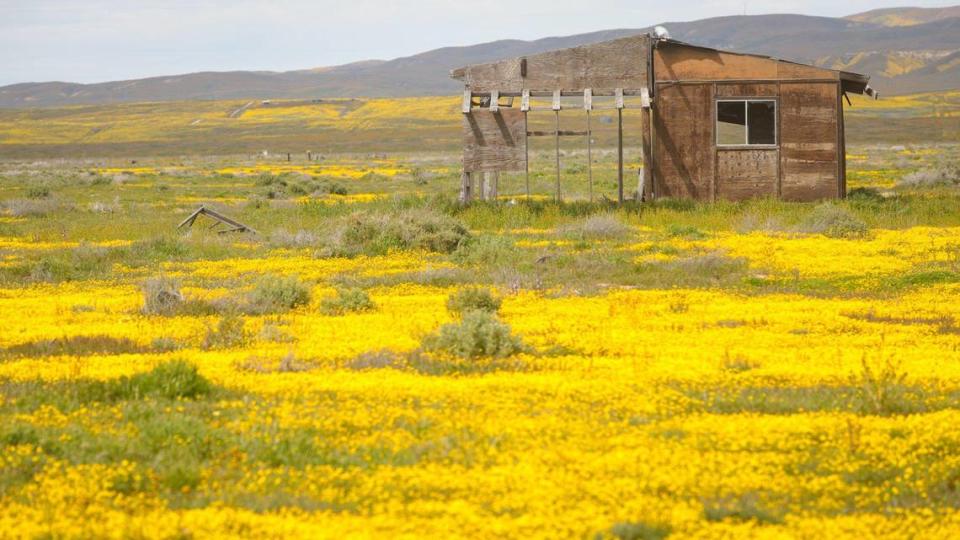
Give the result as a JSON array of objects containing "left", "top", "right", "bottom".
[
  {"left": 1, "top": 6, "right": 959, "bottom": 108},
  {"left": 846, "top": 5, "right": 960, "bottom": 25}
]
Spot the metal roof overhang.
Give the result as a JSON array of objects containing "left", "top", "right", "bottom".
[{"left": 840, "top": 71, "right": 877, "bottom": 99}]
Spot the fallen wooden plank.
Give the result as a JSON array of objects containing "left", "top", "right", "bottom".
[{"left": 177, "top": 206, "right": 257, "bottom": 234}]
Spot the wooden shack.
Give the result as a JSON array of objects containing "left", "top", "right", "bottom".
[{"left": 452, "top": 34, "right": 876, "bottom": 203}]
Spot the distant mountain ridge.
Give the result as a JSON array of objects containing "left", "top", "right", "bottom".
[
  {"left": 1, "top": 6, "right": 959, "bottom": 108},
  {"left": 846, "top": 5, "right": 960, "bottom": 25}
]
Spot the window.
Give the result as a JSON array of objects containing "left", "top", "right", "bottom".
[{"left": 716, "top": 100, "right": 776, "bottom": 146}]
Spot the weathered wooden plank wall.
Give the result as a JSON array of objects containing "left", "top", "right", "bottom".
[
  {"left": 653, "top": 84, "right": 714, "bottom": 200},
  {"left": 459, "top": 35, "right": 650, "bottom": 92},
  {"left": 462, "top": 109, "right": 527, "bottom": 173},
  {"left": 779, "top": 82, "right": 840, "bottom": 201},
  {"left": 716, "top": 150, "right": 778, "bottom": 200},
  {"left": 650, "top": 42, "right": 843, "bottom": 202}
]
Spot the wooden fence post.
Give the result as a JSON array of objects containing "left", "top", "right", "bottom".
[{"left": 460, "top": 171, "right": 472, "bottom": 203}]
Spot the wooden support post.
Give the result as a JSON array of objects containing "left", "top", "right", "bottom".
[
  {"left": 584, "top": 89, "right": 593, "bottom": 203},
  {"left": 488, "top": 171, "right": 499, "bottom": 200},
  {"left": 554, "top": 112, "right": 561, "bottom": 202},
  {"left": 616, "top": 89, "right": 624, "bottom": 204},
  {"left": 617, "top": 109, "right": 624, "bottom": 204},
  {"left": 462, "top": 89, "right": 472, "bottom": 114},
  {"left": 553, "top": 90, "right": 561, "bottom": 202},
  {"left": 478, "top": 173, "right": 487, "bottom": 201},
  {"left": 287, "top": 153, "right": 291, "bottom": 162},
  {"left": 460, "top": 171, "right": 472, "bottom": 203},
  {"left": 521, "top": 89, "right": 531, "bottom": 201},
  {"left": 307, "top": 151, "right": 312, "bottom": 161},
  {"left": 524, "top": 112, "right": 530, "bottom": 200},
  {"left": 489, "top": 90, "right": 499, "bottom": 112},
  {"left": 640, "top": 89, "right": 652, "bottom": 202}
]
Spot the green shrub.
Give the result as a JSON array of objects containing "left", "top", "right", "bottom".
[
  {"left": 255, "top": 173, "right": 287, "bottom": 187},
  {"left": 666, "top": 224, "right": 707, "bottom": 239},
  {"left": 452, "top": 235, "right": 517, "bottom": 266},
  {"left": 333, "top": 208, "right": 469, "bottom": 256},
  {"left": 320, "top": 287, "right": 375, "bottom": 316},
  {"left": 245, "top": 274, "right": 311, "bottom": 314},
  {"left": 3, "top": 335, "right": 148, "bottom": 358},
  {"left": 610, "top": 521, "right": 672, "bottom": 540},
  {"left": 26, "top": 186, "right": 51, "bottom": 199},
  {"left": 702, "top": 494, "right": 782, "bottom": 524},
  {"left": 203, "top": 314, "right": 247, "bottom": 349},
  {"left": 847, "top": 187, "right": 886, "bottom": 204},
  {"left": 800, "top": 203, "right": 869, "bottom": 239},
  {"left": 106, "top": 360, "right": 213, "bottom": 400},
  {"left": 423, "top": 311, "right": 525, "bottom": 359},
  {"left": 150, "top": 336, "right": 181, "bottom": 352},
  {"left": 446, "top": 287, "right": 501, "bottom": 315},
  {"left": 853, "top": 357, "right": 912, "bottom": 415},
  {"left": 28, "top": 244, "right": 111, "bottom": 282}
]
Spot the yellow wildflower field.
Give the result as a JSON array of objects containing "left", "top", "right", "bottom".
[{"left": 2, "top": 145, "right": 960, "bottom": 539}]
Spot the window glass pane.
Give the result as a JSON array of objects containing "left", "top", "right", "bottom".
[
  {"left": 748, "top": 101, "right": 776, "bottom": 145},
  {"left": 716, "top": 101, "right": 746, "bottom": 145}
]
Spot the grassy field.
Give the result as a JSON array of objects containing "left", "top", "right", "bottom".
[
  {"left": 1, "top": 92, "right": 960, "bottom": 537},
  {"left": 1, "top": 91, "right": 958, "bottom": 158}
]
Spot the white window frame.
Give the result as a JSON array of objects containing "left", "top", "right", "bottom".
[{"left": 715, "top": 99, "right": 778, "bottom": 148}]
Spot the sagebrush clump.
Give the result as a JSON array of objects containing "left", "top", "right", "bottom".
[
  {"left": 320, "top": 287, "right": 376, "bottom": 315},
  {"left": 244, "top": 274, "right": 311, "bottom": 314},
  {"left": 142, "top": 274, "right": 220, "bottom": 316},
  {"left": 107, "top": 360, "right": 213, "bottom": 400},
  {"left": 331, "top": 208, "right": 469, "bottom": 256},
  {"left": 800, "top": 203, "right": 869, "bottom": 239},
  {"left": 558, "top": 214, "right": 630, "bottom": 240},
  {"left": 202, "top": 314, "right": 247, "bottom": 349},
  {"left": 142, "top": 275, "right": 185, "bottom": 315},
  {"left": 446, "top": 287, "right": 501, "bottom": 315},
  {"left": 897, "top": 166, "right": 959, "bottom": 188},
  {"left": 423, "top": 310, "right": 525, "bottom": 359}
]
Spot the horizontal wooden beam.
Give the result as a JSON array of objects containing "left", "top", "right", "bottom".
[
  {"left": 656, "top": 78, "right": 837, "bottom": 86},
  {"left": 527, "top": 130, "right": 590, "bottom": 137},
  {"left": 462, "top": 87, "right": 652, "bottom": 112},
  {"left": 467, "top": 89, "right": 649, "bottom": 98}
]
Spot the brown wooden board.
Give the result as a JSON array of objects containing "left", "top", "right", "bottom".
[
  {"left": 778, "top": 61, "right": 839, "bottom": 80},
  {"left": 779, "top": 82, "right": 840, "bottom": 201},
  {"left": 716, "top": 150, "right": 778, "bottom": 201},
  {"left": 462, "top": 109, "right": 527, "bottom": 173},
  {"left": 458, "top": 35, "right": 650, "bottom": 93},
  {"left": 654, "top": 42, "right": 837, "bottom": 82},
  {"left": 522, "top": 35, "right": 650, "bottom": 91},
  {"left": 460, "top": 59, "right": 524, "bottom": 93},
  {"left": 653, "top": 83, "right": 714, "bottom": 200},
  {"left": 714, "top": 83, "right": 778, "bottom": 97}
]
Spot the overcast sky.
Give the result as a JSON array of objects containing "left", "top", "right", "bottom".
[{"left": 1, "top": 0, "right": 956, "bottom": 86}]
